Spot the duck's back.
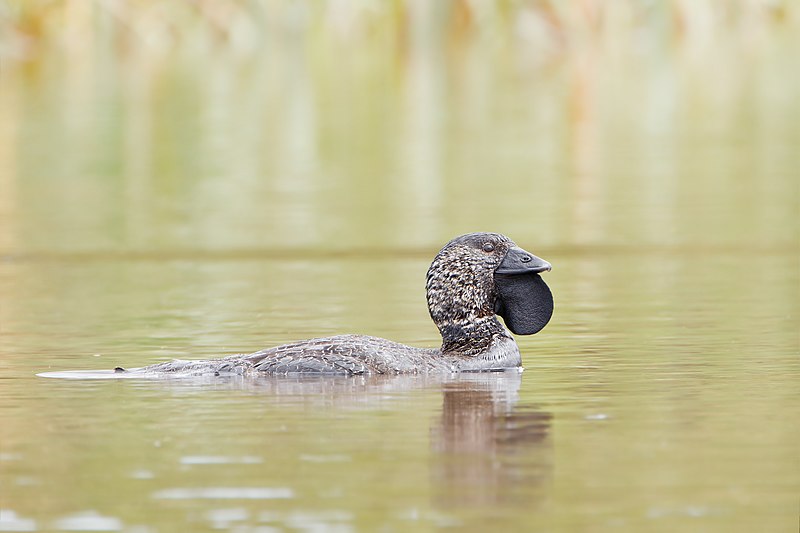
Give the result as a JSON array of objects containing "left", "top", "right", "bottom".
[
  {"left": 137, "top": 335, "right": 444, "bottom": 376},
  {"left": 247, "top": 335, "right": 443, "bottom": 374}
]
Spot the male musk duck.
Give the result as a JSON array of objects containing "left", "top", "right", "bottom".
[{"left": 121, "top": 232, "right": 553, "bottom": 376}]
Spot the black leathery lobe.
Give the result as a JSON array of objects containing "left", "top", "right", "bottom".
[{"left": 494, "top": 273, "right": 553, "bottom": 335}]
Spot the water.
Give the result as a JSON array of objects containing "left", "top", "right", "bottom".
[{"left": 1, "top": 4, "right": 799, "bottom": 532}]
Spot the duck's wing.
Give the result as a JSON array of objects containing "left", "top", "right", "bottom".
[
  {"left": 246, "top": 334, "right": 439, "bottom": 375},
  {"left": 127, "top": 335, "right": 438, "bottom": 376},
  {"left": 246, "top": 335, "right": 384, "bottom": 375},
  {"left": 250, "top": 351, "right": 370, "bottom": 374}
]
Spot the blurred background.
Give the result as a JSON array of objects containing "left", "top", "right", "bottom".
[
  {"left": 1, "top": 2, "right": 799, "bottom": 532},
  {"left": 1, "top": 0, "right": 797, "bottom": 253}
]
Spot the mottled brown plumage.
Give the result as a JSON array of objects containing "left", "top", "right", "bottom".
[{"left": 133, "top": 233, "right": 552, "bottom": 376}]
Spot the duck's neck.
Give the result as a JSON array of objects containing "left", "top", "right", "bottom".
[
  {"left": 436, "top": 315, "right": 510, "bottom": 356},
  {"left": 426, "top": 254, "right": 510, "bottom": 357}
]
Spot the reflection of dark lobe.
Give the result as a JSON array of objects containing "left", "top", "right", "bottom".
[{"left": 431, "top": 380, "right": 553, "bottom": 507}]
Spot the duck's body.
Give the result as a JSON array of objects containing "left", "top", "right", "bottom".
[
  {"left": 139, "top": 334, "right": 522, "bottom": 376},
  {"left": 121, "top": 233, "right": 553, "bottom": 377}
]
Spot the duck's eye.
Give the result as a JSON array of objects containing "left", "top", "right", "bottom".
[{"left": 482, "top": 243, "right": 495, "bottom": 253}]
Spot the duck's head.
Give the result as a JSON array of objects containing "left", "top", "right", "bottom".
[{"left": 426, "top": 232, "right": 553, "bottom": 354}]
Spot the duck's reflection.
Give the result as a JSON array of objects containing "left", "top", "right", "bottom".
[
  {"left": 46, "top": 369, "right": 552, "bottom": 508},
  {"left": 431, "top": 373, "right": 553, "bottom": 507}
]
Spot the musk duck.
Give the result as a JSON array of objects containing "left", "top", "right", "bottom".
[{"left": 123, "top": 232, "right": 553, "bottom": 376}]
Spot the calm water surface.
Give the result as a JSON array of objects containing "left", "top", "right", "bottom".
[
  {"left": 2, "top": 251, "right": 797, "bottom": 532},
  {"left": 1, "top": 7, "right": 799, "bottom": 532}
]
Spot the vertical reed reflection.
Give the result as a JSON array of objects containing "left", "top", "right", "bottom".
[{"left": 1, "top": 1, "right": 796, "bottom": 254}]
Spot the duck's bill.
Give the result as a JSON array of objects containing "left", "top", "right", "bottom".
[
  {"left": 493, "top": 247, "right": 553, "bottom": 335},
  {"left": 494, "top": 246, "right": 551, "bottom": 275}
]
